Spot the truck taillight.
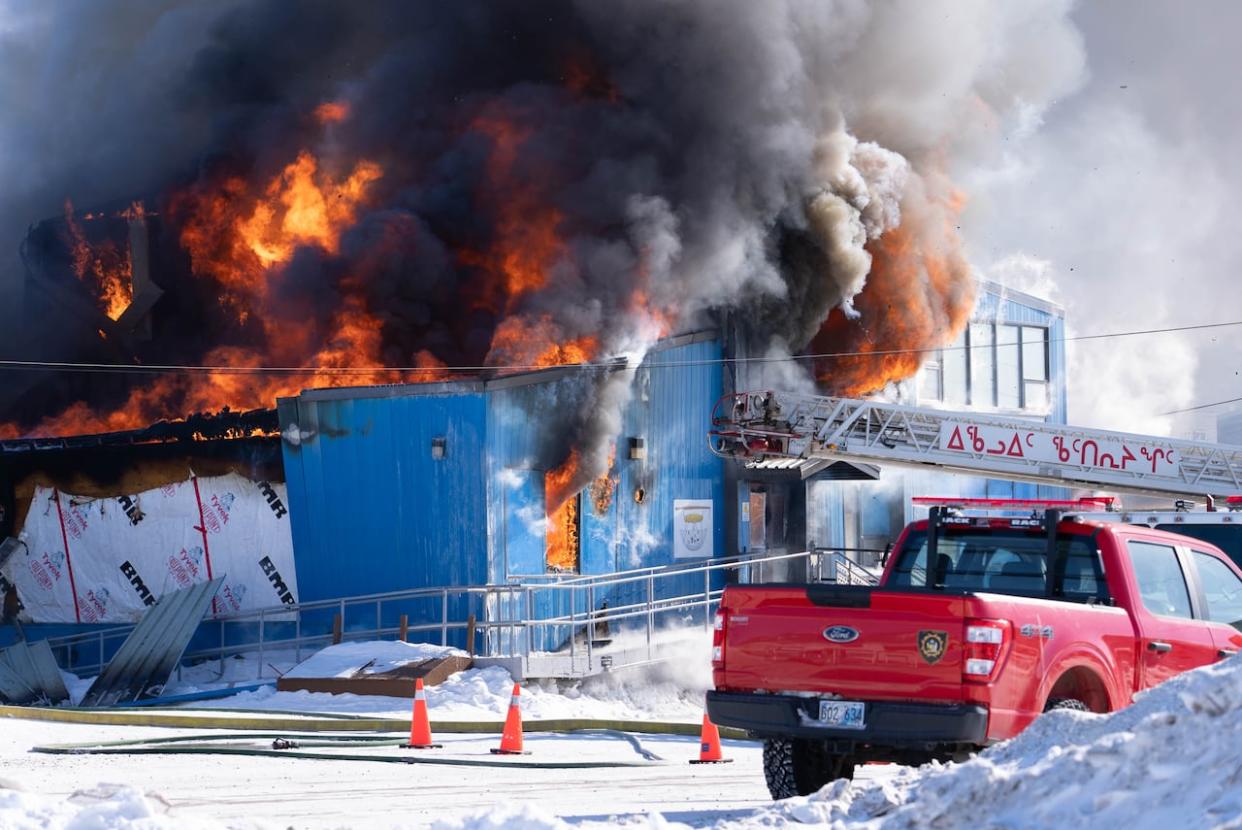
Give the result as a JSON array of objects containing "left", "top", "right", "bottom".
[
  {"left": 712, "top": 611, "right": 727, "bottom": 665},
  {"left": 963, "top": 619, "right": 1011, "bottom": 682}
]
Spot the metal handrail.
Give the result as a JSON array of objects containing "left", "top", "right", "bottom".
[{"left": 40, "top": 547, "right": 882, "bottom": 681}]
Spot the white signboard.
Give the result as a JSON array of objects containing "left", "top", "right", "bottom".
[
  {"left": 1, "top": 473, "right": 298, "bottom": 624},
  {"left": 939, "top": 422, "right": 1181, "bottom": 479},
  {"left": 673, "top": 499, "right": 714, "bottom": 559}
]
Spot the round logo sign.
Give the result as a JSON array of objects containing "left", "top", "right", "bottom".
[{"left": 822, "top": 625, "right": 860, "bottom": 643}]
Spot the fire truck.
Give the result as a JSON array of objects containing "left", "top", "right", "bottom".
[{"left": 706, "top": 390, "right": 1242, "bottom": 799}]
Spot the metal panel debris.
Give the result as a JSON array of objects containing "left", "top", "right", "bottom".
[
  {"left": 0, "top": 639, "right": 70, "bottom": 705},
  {"left": 79, "top": 577, "right": 222, "bottom": 707}
]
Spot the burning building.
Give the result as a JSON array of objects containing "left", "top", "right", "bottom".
[
  {"left": 0, "top": 3, "right": 1087, "bottom": 644},
  {"left": 277, "top": 332, "right": 723, "bottom": 602}
]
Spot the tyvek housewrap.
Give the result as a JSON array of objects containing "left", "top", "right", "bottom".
[{"left": 1, "top": 473, "right": 297, "bottom": 623}]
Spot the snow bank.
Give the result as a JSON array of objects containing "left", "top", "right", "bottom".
[
  {"left": 281, "top": 640, "right": 465, "bottom": 679},
  {"left": 0, "top": 782, "right": 222, "bottom": 830},
  {"left": 431, "top": 655, "right": 1242, "bottom": 830},
  {"left": 760, "top": 653, "right": 1242, "bottom": 830}
]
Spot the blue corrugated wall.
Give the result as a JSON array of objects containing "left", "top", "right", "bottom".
[{"left": 281, "top": 390, "right": 491, "bottom": 601}]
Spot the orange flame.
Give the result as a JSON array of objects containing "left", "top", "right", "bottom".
[
  {"left": 587, "top": 444, "right": 617, "bottom": 515},
  {"left": 5, "top": 141, "right": 391, "bottom": 438},
  {"left": 487, "top": 315, "right": 598, "bottom": 369},
  {"left": 314, "top": 100, "right": 351, "bottom": 124},
  {"left": 812, "top": 185, "right": 973, "bottom": 395},
  {"left": 459, "top": 109, "right": 567, "bottom": 312},
  {"left": 176, "top": 150, "right": 382, "bottom": 323},
  {"left": 545, "top": 450, "right": 582, "bottom": 572},
  {"left": 63, "top": 199, "right": 133, "bottom": 321}
]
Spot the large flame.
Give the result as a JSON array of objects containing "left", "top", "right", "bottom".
[
  {"left": 811, "top": 186, "right": 973, "bottom": 395},
  {"left": 545, "top": 449, "right": 582, "bottom": 572},
  {"left": 458, "top": 108, "right": 570, "bottom": 315},
  {"left": 63, "top": 200, "right": 133, "bottom": 321}
]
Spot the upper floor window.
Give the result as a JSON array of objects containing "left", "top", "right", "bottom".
[{"left": 921, "top": 323, "right": 1050, "bottom": 412}]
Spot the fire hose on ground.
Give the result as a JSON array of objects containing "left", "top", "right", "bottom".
[
  {"left": 0, "top": 703, "right": 750, "bottom": 739},
  {"left": 5, "top": 703, "right": 753, "bottom": 768},
  {"left": 30, "top": 729, "right": 670, "bottom": 768}
]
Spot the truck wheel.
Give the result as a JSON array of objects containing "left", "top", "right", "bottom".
[
  {"left": 762, "top": 738, "right": 855, "bottom": 800},
  {"left": 1044, "top": 698, "right": 1089, "bottom": 713}
]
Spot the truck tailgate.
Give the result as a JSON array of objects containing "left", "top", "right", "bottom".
[{"left": 718, "top": 585, "right": 969, "bottom": 702}]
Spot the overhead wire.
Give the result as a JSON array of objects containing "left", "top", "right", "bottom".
[
  {"left": 1159, "top": 395, "right": 1242, "bottom": 416},
  {"left": 0, "top": 319, "right": 1238, "bottom": 378}
]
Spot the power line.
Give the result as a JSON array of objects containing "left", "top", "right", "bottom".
[
  {"left": 0, "top": 319, "right": 1238, "bottom": 377},
  {"left": 1159, "top": 395, "right": 1242, "bottom": 416}
]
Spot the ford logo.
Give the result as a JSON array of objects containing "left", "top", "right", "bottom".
[{"left": 823, "top": 625, "right": 859, "bottom": 643}]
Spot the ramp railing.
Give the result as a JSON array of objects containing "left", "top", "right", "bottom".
[{"left": 38, "top": 548, "right": 882, "bottom": 683}]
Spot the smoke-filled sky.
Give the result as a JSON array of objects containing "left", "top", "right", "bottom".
[
  {"left": 959, "top": 0, "right": 1242, "bottom": 436},
  {"left": 0, "top": 0, "right": 1238, "bottom": 447}
]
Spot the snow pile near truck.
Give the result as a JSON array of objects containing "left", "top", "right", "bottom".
[
  {"left": 760, "top": 653, "right": 1242, "bottom": 830},
  {"left": 430, "top": 655, "right": 1242, "bottom": 830}
]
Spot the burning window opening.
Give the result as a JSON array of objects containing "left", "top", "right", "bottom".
[
  {"left": 546, "top": 491, "right": 581, "bottom": 574},
  {"left": 588, "top": 445, "right": 618, "bottom": 516},
  {"left": 63, "top": 199, "right": 134, "bottom": 321}
]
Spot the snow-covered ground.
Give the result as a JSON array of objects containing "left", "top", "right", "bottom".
[
  {"left": 170, "top": 631, "right": 714, "bottom": 723},
  {"left": 7, "top": 641, "right": 1241, "bottom": 828}
]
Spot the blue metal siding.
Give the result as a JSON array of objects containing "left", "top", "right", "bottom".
[
  {"left": 615, "top": 339, "right": 725, "bottom": 571},
  {"left": 281, "top": 392, "right": 490, "bottom": 602}
]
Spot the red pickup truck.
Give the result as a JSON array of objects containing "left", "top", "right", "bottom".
[{"left": 707, "top": 507, "right": 1242, "bottom": 800}]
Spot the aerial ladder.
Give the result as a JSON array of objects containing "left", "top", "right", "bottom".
[{"left": 709, "top": 391, "right": 1242, "bottom": 501}]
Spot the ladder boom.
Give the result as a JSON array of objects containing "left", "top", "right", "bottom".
[{"left": 710, "top": 391, "right": 1242, "bottom": 500}]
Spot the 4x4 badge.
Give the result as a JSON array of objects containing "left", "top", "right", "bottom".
[{"left": 918, "top": 630, "right": 948, "bottom": 665}]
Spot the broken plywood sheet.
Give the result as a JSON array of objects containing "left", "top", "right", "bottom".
[{"left": 276, "top": 640, "right": 472, "bottom": 697}]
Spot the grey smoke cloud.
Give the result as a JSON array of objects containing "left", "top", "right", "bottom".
[{"left": 0, "top": 1, "right": 1092, "bottom": 490}]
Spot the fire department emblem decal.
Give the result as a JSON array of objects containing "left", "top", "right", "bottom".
[{"left": 917, "top": 630, "right": 948, "bottom": 665}]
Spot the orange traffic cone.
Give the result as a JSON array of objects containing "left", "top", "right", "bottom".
[
  {"left": 401, "top": 678, "right": 442, "bottom": 749},
  {"left": 689, "top": 713, "right": 732, "bottom": 764},
  {"left": 490, "top": 683, "right": 530, "bottom": 755}
]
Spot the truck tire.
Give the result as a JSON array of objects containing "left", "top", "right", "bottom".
[
  {"left": 762, "top": 738, "right": 855, "bottom": 800},
  {"left": 1044, "top": 697, "right": 1089, "bottom": 713}
]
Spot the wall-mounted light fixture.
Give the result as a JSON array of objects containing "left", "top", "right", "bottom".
[
  {"left": 628, "top": 437, "right": 646, "bottom": 460},
  {"left": 431, "top": 436, "right": 447, "bottom": 460}
]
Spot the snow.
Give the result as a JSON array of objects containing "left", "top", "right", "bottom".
[
  {"left": 280, "top": 640, "right": 466, "bottom": 679},
  {"left": 20, "top": 640, "right": 1242, "bottom": 828},
  {"left": 198, "top": 662, "right": 707, "bottom": 723},
  {"left": 755, "top": 652, "right": 1242, "bottom": 830},
  {"left": 0, "top": 782, "right": 224, "bottom": 830},
  {"left": 173, "top": 630, "right": 714, "bottom": 723}
]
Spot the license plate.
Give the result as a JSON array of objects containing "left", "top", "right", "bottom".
[{"left": 818, "top": 700, "right": 866, "bottom": 730}]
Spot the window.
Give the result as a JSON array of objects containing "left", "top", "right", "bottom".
[
  {"left": 1127, "top": 541, "right": 1193, "bottom": 619},
  {"left": 942, "top": 329, "right": 968, "bottom": 405},
  {"left": 1021, "top": 326, "right": 1048, "bottom": 410},
  {"left": 997, "top": 325, "right": 1021, "bottom": 409},
  {"left": 1156, "top": 524, "right": 1242, "bottom": 570},
  {"left": 919, "top": 322, "right": 1050, "bottom": 412},
  {"left": 969, "top": 323, "right": 995, "bottom": 407},
  {"left": 889, "top": 529, "right": 1107, "bottom": 602},
  {"left": 1192, "top": 552, "right": 1242, "bottom": 626},
  {"left": 920, "top": 355, "right": 942, "bottom": 401}
]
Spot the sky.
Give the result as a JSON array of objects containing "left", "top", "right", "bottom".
[{"left": 961, "top": 0, "right": 1242, "bottom": 435}]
